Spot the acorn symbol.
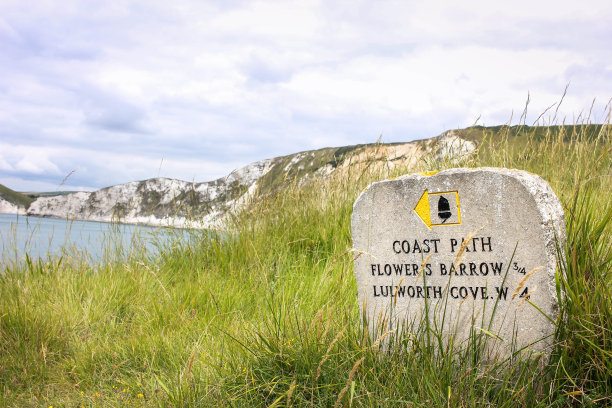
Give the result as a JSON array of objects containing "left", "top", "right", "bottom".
[{"left": 437, "top": 196, "right": 452, "bottom": 223}]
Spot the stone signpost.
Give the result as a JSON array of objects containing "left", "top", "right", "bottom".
[{"left": 352, "top": 168, "right": 565, "bottom": 357}]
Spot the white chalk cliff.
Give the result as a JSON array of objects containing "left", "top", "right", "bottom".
[{"left": 0, "top": 198, "right": 27, "bottom": 215}]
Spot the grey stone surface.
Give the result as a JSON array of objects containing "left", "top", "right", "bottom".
[{"left": 352, "top": 168, "right": 565, "bottom": 358}]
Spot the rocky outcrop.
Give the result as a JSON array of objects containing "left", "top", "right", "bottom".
[{"left": 430, "top": 130, "right": 477, "bottom": 161}]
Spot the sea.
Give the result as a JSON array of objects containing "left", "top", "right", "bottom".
[{"left": 0, "top": 213, "right": 195, "bottom": 267}]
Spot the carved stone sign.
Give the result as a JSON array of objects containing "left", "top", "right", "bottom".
[{"left": 351, "top": 168, "right": 565, "bottom": 357}]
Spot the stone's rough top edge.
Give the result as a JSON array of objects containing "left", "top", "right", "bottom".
[
  {"left": 353, "top": 167, "right": 542, "bottom": 213},
  {"left": 396, "top": 167, "right": 537, "bottom": 180},
  {"left": 357, "top": 167, "right": 556, "bottom": 197}
]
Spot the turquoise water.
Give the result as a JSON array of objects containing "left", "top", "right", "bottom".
[{"left": 0, "top": 213, "right": 193, "bottom": 266}]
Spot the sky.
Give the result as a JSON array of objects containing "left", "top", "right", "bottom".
[{"left": 0, "top": 0, "right": 610, "bottom": 192}]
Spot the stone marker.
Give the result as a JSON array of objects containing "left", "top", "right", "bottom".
[{"left": 352, "top": 168, "right": 565, "bottom": 357}]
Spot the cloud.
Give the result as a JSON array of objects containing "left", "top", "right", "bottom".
[
  {"left": 0, "top": 175, "right": 93, "bottom": 193},
  {"left": 0, "top": 141, "right": 248, "bottom": 191},
  {"left": 0, "top": 0, "right": 610, "bottom": 192},
  {"left": 82, "top": 90, "right": 150, "bottom": 134},
  {"left": 0, "top": 155, "right": 13, "bottom": 171},
  {"left": 15, "top": 157, "right": 60, "bottom": 175},
  {"left": 0, "top": 145, "right": 61, "bottom": 176}
]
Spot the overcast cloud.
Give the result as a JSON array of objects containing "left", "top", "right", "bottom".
[{"left": 1, "top": 0, "right": 610, "bottom": 191}]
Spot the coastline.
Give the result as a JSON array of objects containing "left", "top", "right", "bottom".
[{"left": 0, "top": 211, "right": 213, "bottom": 230}]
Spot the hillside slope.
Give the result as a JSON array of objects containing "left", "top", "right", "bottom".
[
  {"left": 0, "top": 184, "right": 33, "bottom": 215},
  {"left": 25, "top": 132, "right": 475, "bottom": 227}
]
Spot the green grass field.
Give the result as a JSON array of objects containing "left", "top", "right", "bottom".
[{"left": 1, "top": 120, "right": 610, "bottom": 407}]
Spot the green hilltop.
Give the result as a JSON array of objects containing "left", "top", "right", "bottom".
[
  {"left": 453, "top": 123, "right": 609, "bottom": 143},
  {"left": 0, "top": 183, "right": 34, "bottom": 209}
]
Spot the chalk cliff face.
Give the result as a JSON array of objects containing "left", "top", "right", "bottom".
[
  {"left": 0, "top": 198, "right": 26, "bottom": 215},
  {"left": 26, "top": 161, "right": 274, "bottom": 228},
  {"left": 26, "top": 134, "right": 475, "bottom": 228}
]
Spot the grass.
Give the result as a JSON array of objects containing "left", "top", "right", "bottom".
[{"left": 0, "top": 112, "right": 610, "bottom": 407}]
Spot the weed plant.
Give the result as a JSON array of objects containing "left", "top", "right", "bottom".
[{"left": 0, "top": 112, "right": 610, "bottom": 407}]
